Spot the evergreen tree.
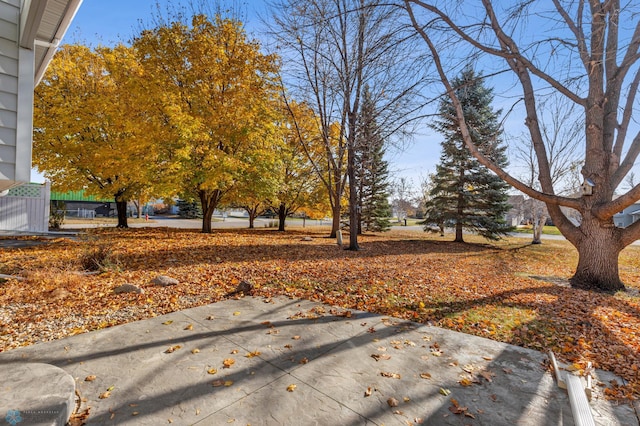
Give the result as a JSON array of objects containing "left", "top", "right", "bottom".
[
  {"left": 176, "top": 199, "right": 203, "bottom": 219},
  {"left": 424, "top": 66, "right": 512, "bottom": 242},
  {"left": 355, "top": 86, "right": 392, "bottom": 233}
]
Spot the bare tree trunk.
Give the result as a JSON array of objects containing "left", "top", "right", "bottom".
[
  {"left": 330, "top": 204, "right": 341, "bottom": 239},
  {"left": 455, "top": 178, "right": 464, "bottom": 242},
  {"left": 114, "top": 190, "right": 128, "bottom": 228},
  {"left": 278, "top": 202, "right": 287, "bottom": 231},
  {"left": 348, "top": 139, "right": 360, "bottom": 250},
  {"left": 248, "top": 213, "right": 255, "bottom": 229},
  {"left": 531, "top": 215, "right": 546, "bottom": 244},
  {"left": 454, "top": 222, "right": 463, "bottom": 242},
  {"left": 569, "top": 218, "right": 624, "bottom": 291},
  {"left": 199, "top": 189, "right": 222, "bottom": 234},
  {"left": 115, "top": 201, "right": 128, "bottom": 228}
]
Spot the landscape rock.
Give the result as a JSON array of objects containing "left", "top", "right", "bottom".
[
  {"left": 152, "top": 275, "right": 179, "bottom": 286},
  {"left": 301, "top": 237, "right": 313, "bottom": 242},
  {"left": 114, "top": 284, "right": 144, "bottom": 294}
]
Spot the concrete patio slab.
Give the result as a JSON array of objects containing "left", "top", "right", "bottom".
[{"left": 0, "top": 296, "right": 637, "bottom": 425}]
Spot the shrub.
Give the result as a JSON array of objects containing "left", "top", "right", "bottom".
[{"left": 79, "top": 245, "right": 119, "bottom": 272}]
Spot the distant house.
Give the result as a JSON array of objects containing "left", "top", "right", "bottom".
[
  {"left": 505, "top": 195, "right": 525, "bottom": 226},
  {"left": 613, "top": 202, "right": 640, "bottom": 228}
]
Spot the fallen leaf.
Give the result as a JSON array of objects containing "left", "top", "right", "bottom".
[
  {"left": 459, "top": 377, "right": 473, "bottom": 387},
  {"left": 206, "top": 315, "right": 215, "bottom": 320},
  {"left": 245, "top": 350, "right": 261, "bottom": 358},
  {"left": 364, "top": 387, "right": 373, "bottom": 397},
  {"left": 462, "top": 364, "right": 476, "bottom": 374},
  {"left": 292, "top": 335, "right": 301, "bottom": 340},
  {"left": 371, "top": 353, "right": 391, "bottom": 361},
  {"left": 207, "top": 368, "right": 218, "bottom": 375},
  {"left": 165, "top": 345, "right": 181, "bottom": 353},
  {"left": 230, "top": 349, "right": 239, "bottom": 354},
  {"left": 381, "top": 372, "right": 401, "bottom": 379},
  {"left": 223, "top": 358, "right": 235, "bottom": 368},
  {"left": 439, "top": 388, "right": 451, "bottom": 396},
  {"left": 479, "top": 370, "right": 495, "bottom": 382},
  {"left": 387, "top": 397, "right": 399, "bottom": 407},
  {"left": 99, "top": 391, "right": 111, "bottom": 399},
  {"left": 420, "top": 373, "right": 432, "bottom": 379},
  {"left": 162, "top": 320, "right": 173, "bottom": 325},
  {"left": 224, "top": 380, "right": 233, "bottom": 387},
  {"left": 85, "top": 375, "right": 97, "bottom": 382},
  {"left": 287, "top": 384, "right": 297, "bottom": 392},
  {"left": 212, "top": 380, "right": 224, "bottom": 387},
  {"left": 299, "top": 357, "right": 309, "bottom": 364},
  {"left": 233, "top": 311, "right": 241, "bottom": 316},
  {"left": 184, "top": 324, "right": 193, "bottom": 331},
  {"left": 191, "top": 348, "right": 200, "bottom": 354}
]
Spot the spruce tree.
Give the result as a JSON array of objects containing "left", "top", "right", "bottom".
[
  {"left": 424, "top": 66, "right": 512, "bottom": 242},
  {"left": 176, "top": 199, "right": 203, "bottom": 219},
  {"left": 355, "top": 86, "right": 392, "bottom": 233}
]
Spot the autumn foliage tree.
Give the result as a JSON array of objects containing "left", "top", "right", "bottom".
[
  {"left": 406, "top": 1, "right": 640, "bottom": 291},
  {"left": 265, "top": 101, "right": 327, "bottom": 232},
  {"left": 33, "top": 45, "right": 171, "bottom": 228},
  {"left": 133, "top": 14, "right": 280, "bottom": 233}
]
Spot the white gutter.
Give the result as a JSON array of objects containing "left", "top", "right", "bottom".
[{"left": 33, "top": 0, "right": 84, "bottom": 85}]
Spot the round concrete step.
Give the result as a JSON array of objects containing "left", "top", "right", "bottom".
[{"left": 0, "top": 363, "right": 75, "bottom": 425}]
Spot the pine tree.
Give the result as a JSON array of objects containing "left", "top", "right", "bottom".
[
  {"left": 355, "top": 86, "right": 392, "bottom": 233},
  {"left": 424, "top": 66, "right": 512, "bottom": 242},
  {"left": 176, "top": 199, "right": 203, "bottom": 219}
]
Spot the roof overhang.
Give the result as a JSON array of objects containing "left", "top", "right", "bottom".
[{"left": 19, "top": 0, "right": 84, "bottom": 85}]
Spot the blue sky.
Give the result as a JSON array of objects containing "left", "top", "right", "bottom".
[{"left": 31, "top": 0, "right": 442, "bottom": 190}]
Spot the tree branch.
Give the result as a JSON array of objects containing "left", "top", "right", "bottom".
[{"left": 405, "top": 1, "right": 582, "bottom": 210}]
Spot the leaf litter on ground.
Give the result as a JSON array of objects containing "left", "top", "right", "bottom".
[{"left": 1, "top": 227, "right": 640, "bottom": 399}]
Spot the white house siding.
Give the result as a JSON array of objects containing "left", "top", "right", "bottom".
[
  {"left": 0, "top": 0, "right": 20, "bottom": 191},
  {"left": 0, "top": 181, "right": 50, "bottom": 232}
]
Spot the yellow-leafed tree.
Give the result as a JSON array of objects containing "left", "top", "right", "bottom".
[
  {"left": 133, "top": 15, "right": 280, "bottom": 233},
  {"left": 267, "top": 100, "right": 328, "bottom": 231},
  {"left": 33, "top": 44, "right": 175, "bottom": 228}
]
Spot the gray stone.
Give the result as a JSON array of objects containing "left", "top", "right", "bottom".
[
  {"left": 114, "top": 283, "right": 144, "bottom": 294},
  {"left": 0, "top": 363, "right": 75, "bottom": 426},
  {"left": 301, "top": 237, "right": 313, "bottom": 242},
  {"left": 151, "top": 275, "right": 179, "bottom": 286}
]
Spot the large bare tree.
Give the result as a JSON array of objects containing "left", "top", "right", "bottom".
[
  {"left": 269, "top": 0, "right": 426, "bottom": 248},
  {"left": 405, "top": 0, "right": 640, "bottom": 291},
  {"left": 514, "top": 95, "right": 583, "bottom": 244}
]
